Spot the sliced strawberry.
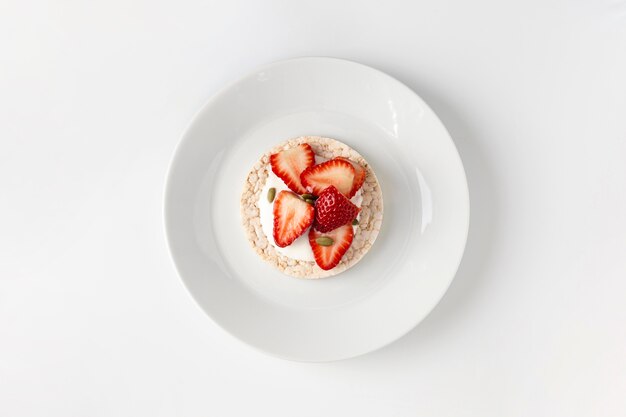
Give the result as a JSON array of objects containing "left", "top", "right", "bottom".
[
  {"left": 314, "top": 185, "right": 360, "bottom": 233},
  {"left": 270, "top": 143, "right": 315, "bottom": 194},
  {"left": 273, "top": 190, "right": 314, "bottom": 247},
  {"left": 300, "top": 158, "right": 355, "bottom": 197},
  {"left": 309, "top": 224, "right": 354, "bottom": 270},
  {"left": 337, "top": 157, "right": 366, "bottom": 198}
]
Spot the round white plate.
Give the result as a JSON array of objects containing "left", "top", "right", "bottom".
[{"left": 165, "top": 57, "right": 469, "bottom": 361}]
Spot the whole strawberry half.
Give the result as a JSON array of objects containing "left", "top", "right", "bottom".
[
  {"left": 309, "top": 223, "right": 354, "bottom": 270},
  {"left": 314, "top": 185, "right": 360, "bottom": 233},
  {"left": 270, "top": 143, "right": 315, "bottom": 194},
  {"left": 273, "top": 190, "right": 315, "bottom": 247},
  {"left": 300, "top": 158, "right": 355, "bottom": 197}
]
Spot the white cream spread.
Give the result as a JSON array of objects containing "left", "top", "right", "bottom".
[{"left": 259, "top": 156, "right": 362, "bottom": 261}]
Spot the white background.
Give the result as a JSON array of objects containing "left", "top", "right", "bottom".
[{"left": 1, "top": 0, "right": 625, "bottom": 415}]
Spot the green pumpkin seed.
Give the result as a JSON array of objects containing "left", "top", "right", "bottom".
[
  {"left": 301, "top": 193, "right": 317, "bottom": 200},
  {"left": 315, "top": 237, "right": 334, "bottom": 246},
  {"left": 352, "top": 218, "right": 359, "bottom": 225},
  {"left": 304, "top": 198, "right": 316, "bottom": 205},
  {"left": 267, "top": 187, "right": 276, "bottom": 203}
]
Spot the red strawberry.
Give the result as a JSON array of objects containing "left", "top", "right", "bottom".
[
  {"left": 314, "top": 185, "right": 360, "bottom": 233},
  {"left": 273, "top": 190, "right": 314, "bottom": 247},
  {"left": 309, "top": 224, "right": 354, "bottom": 270},
  {"left": 270, "top": 143, "right": 315, "bottom": 194},
  {"left": 300, "top": 158, "right": 355, "bottom": 197},
  {"left": 337, "top": 157, "right": 366, "bottom": 198}
]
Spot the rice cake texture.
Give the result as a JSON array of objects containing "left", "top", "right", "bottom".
[{"left": 240, "top": 136, "right": 383, "bottom": 278}]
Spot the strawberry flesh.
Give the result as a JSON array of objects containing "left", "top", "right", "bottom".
[
  {"left": 309, "top": 224, "right": 354, "bottom": 270},
  {"left": 273, "top": 190, "right": 314, "bottom": 247},
  {"left": 337, "top": 157, "right": 366, "bottom": 198},
  {"left": 314, "top": 185, "right": 360, "bottom": 233},
  {"left": 300, "top": 158, "right": 355, "bottom": 197},
  {"left": 270, "top": 144, "right": 315, "bottom": 194}
]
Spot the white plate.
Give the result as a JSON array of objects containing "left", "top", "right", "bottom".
[{"left": 165, "top": 57, "right": 469, "bottom": 361}]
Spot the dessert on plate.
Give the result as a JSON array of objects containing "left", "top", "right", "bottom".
[{"left": 240, "top": 136, "right": 383, "bottom": 278}]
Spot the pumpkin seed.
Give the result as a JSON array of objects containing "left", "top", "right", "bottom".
[
  {"left": 315, "top": 237, "right": 334, "bottom": 246},
  {"left": 267, "top": 187, "right": 276, "bottom": 203}
]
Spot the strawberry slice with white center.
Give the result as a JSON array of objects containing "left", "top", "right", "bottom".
[
  {"left": 270, "top": 143, "right": 315, "bottom": 194},
  {"left": 337, "top": 157, "right": 366, "bottom": 198},
  {"left": 309, "top": 224, "right": 354, "bottom": 270},
  {"left": 314, "top": 185, "right": 360, "bottom": 232},
  {"left": 300, "top": 158, "right": 355, "bottom": 197},
  {"left": 273, "top": 190, "right": 315, "bottom": 247}
]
